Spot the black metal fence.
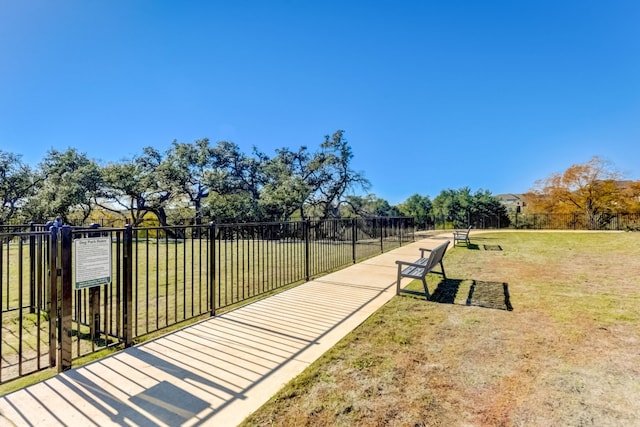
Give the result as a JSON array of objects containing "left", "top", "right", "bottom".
[
  {"left": 0, "top": 229, "right": 55, "bottom": 383},
  {"left": 0, "top": 217, "right": 413, "bottom": 384},
  {"left": 511, "top": 212, "right": 640, "bottom": 231},
  {"left": 433, "top": 212, "right": 640, "bottom": 231}
]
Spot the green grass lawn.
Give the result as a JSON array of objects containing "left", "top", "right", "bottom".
[{"left": 241, "top": 231, "right": 640, "bottom": 427}]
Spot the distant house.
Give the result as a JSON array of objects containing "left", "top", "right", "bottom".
[{"left": 495, "top": 193, "right": 526, "bottom": 213}]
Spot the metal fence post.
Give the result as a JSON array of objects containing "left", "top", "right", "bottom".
[
  {"left": 412, "top": 217, "right": 416, "bottom": 241},
  {"left": 48, "top": 225, "right": 58, "bottom": 369},
  {"left": 29, "top": 222, "right": 36, "bottom": 313},
  {"left": 209, "top": 222, "right": 216, "bottom": 317},
  {"left": 351, "top": 218, "right": 357, "bottom": 264},
  {"left": 304, "top": 219, "right": 310, "bottom": 282},
  {"left": 59, "top": 226, "right": 72, "bottom": 372},
  {"left": 123, "top": 224, "right": 133, "bottom": 347},
  {"left": 379, "top": 218, "right": 384, "bottom": 253}
]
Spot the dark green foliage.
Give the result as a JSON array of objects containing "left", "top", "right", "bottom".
[{"left": 431, "top": 187, "right": 509, "bottom": 228}]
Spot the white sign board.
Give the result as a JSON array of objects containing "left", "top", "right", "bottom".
[{"left": 74, "top": 237, "right": 112, "bottom": 289}]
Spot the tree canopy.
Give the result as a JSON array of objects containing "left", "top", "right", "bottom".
[
  {"left": 397, "top": 194, "right": 432, "bottom": 228},
  {"left": 0, "top": 150, "right": 37, "bottom": 224},
  {"left": 1, "top": 131, "right": 376, "bottom": 226},
  {"left": 525, "top": 156, "right": 639, "bottom": 224},
  {"left": 431, "top": 187, "right": 509, "bottom": 229},
  {"left": 24, "top": 148, "right": 102, "bottom": 224},
  {"left": 0, "top": 131, "right": 540, "bottom": 228}
]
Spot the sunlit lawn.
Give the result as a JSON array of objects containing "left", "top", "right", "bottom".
[{"left": 242, "top": 231, "right": 640, "bottom": 427}]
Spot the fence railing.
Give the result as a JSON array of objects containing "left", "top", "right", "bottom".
[
  {"left": 0, "top": 216, "right": 413, "bottom": 384},
  {"left": 511, "top": 212, "right": 640, "bottom": 230},
  {"left": 0, "top": 229, "right": 55, "bottom": 383},
  {"left": 432, "top": 212, "right": 640, "bottom": 231}
]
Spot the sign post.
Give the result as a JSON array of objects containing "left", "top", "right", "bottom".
[{"left": 74, "top": 237, "right": 112, "bottom": 343}]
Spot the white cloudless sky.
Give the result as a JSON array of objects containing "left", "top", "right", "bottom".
[{"left": 1, "top": 0, "right": 639, "bottom": 204}]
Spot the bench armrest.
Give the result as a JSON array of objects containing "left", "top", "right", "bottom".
[
  {"left": 395, "top": 260, "right": 426, "bottom": 269},
  {"left": 419, "top": 247, "right": 433, "bottom": 257}
]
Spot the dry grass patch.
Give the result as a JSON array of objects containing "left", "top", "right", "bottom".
[{"left": 241, "top": 231, "right": 640, "bottom": 427}]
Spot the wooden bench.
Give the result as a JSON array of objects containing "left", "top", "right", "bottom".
[
  {"left": 453, "top": 225, "right": 472, "bottom": 247},
  {"left": 396, "top": 240, "right": 450, "bottom": 300}
]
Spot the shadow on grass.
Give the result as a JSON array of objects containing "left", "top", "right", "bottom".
[
  {"left": 402, "top": 278, "right": 514, "bottom": 311},
  {"left": 430, "top": 278, "right": 463, "bottom": 303},
  {"left": 466, "top": 280, "right": 513, "bottom": 311},
  {"left": 456, "top": 242, "right": 503, "bottom": 251},
  {"left": 399, "top": 279, "right": 464, "bottom": 303},
  {"left": 465, "top": 243, "right": 481, "bottom": 250},
  {"left": 454, "top": 235, "right": 506, "bottom": 251}
]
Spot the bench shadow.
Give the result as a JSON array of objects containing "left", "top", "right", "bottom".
[
  {"left": 458, "top": 242, "right": 503, "bottom": 251},
  {"left": 429, "top": 278, "right": 463, "bottom": 303},
  {"left": 455, "top": 236, "right": 503, "bottom": 251},
  {"left": 402, "top": 278, "right": 514, "bottom": 311},
  {"left": 465, "top": 280, "right": 513, "bottom": 311},
  {"left": 399, "top": 278, "right": 463, "bottom": 303}
]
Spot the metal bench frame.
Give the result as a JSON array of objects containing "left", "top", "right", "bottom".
[
  {"left": 453, "top": 226, "right": 472, "bottom": 247},
  {"left": 395, "top": 240, "right": 450, "bottom": 300}
]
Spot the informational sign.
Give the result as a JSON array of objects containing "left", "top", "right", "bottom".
[{"left": 74, "top": 237, "right": 112, "bottom": 289}]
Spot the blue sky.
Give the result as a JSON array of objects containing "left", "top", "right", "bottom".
[{"left": 2, "top": 1, "right": 639, "bottom": 204}]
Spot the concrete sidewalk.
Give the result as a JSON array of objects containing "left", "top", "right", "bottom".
[{"left": 0, "top": 234, "right": 450, "bottom": 427}]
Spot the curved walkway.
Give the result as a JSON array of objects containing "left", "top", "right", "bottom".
[{"left": 0, "top": 234, "right": 451, "bottom": 427}]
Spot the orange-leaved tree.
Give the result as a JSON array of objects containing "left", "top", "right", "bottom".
[
  {"left": 525, "top": 156, "right": 629, "bottom": 227},
  {"left": 617, "top": 180, "right": 640, "bottom": 213}
]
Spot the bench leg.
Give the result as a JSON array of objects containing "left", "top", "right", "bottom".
[
  {"left": 421, "top": 277, "right": 430, "bottom": 300},
  {"left": 396, "top": 266, "right": 402, "bottom": 295}
]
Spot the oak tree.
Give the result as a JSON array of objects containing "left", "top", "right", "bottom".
[
  {"left": 0, "top": 150, "right": 37, "bottom": 223},
  {"left": 25, "top": 148, "right": 102, "bottom": 224}
]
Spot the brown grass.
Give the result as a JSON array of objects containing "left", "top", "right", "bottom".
[{"left": 241, "top": 231, "right": 640, "bottom": 427}]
